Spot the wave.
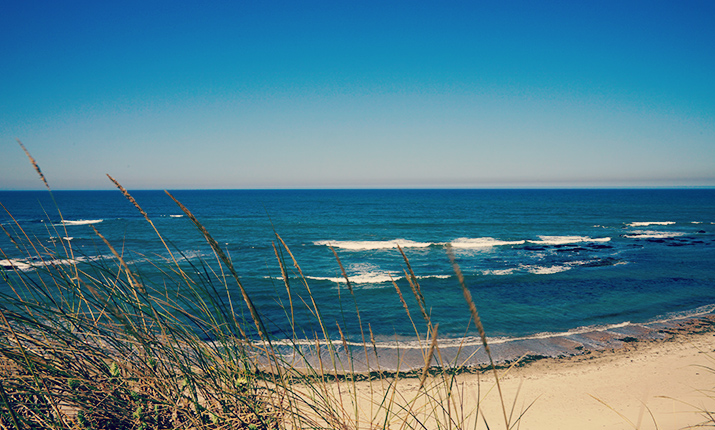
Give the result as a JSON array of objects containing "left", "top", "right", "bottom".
[
  {"left": 450, "top": 237, "right": 525, "bottom": 248},
  {"left": 270, "top": 320, "right": 636, "bottom": 350},
  {"left": 626, "top": 221, "right": 676, "bottom": 227},
  {"left": 621, "top": 230, "right": 685, "bottom": 239},
  {"left": 314, "top": 239, "right": 432, "bottom": 251},
  {"left": 169, "top": 214, "right": 184, "bottom": 218},
  {"left": 60, "top": 219, "right": 104, "bottom": 226},
  {"left": 1, "top": 257, "right": 82, "bottom": 271},
  {"left": 49, "top": 236, "right": 74, "bottom": 242},
  {"left": 418, "top": 274, "right": 451, "bottom": 280},
  {"left": 306, "top": 271, "right": 401, "bottom": 284},
  {"left": 527, "top": 236, "right": 611, "bottom": 245},
  {"left": 482, "top": 268, "right": 517, "bottom": 276},
  {"left": 647, "top": 304, "right": 715, "bottom": 324},
  {"left": 482, "top": 257, "right": 623, "bottom": 276},
  {"left": 520, "top": 264, "right": 572, "bottom": 275}
]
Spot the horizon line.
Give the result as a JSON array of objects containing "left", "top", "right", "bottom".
[{"left": 3, "top": 185, "right": 715, "bottom": 192}]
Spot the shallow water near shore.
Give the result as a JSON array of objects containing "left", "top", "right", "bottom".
[{"left": 1, "top": 189, "right": 714, "bottom": 369}]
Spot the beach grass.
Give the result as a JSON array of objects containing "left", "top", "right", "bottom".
[{"left": 0, "top": 142, "right": 524, "bottom": 429}]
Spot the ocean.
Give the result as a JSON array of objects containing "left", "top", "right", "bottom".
[{"left": 1, "top": 189, "right": 714, "bottom": 369}]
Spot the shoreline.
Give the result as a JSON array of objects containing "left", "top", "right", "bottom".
[
  {"left": 342, "top": 316, "right": 715, "bottom": 429},
  {"left": 276, "top": 313, "right": 715, "bottom": 375}
]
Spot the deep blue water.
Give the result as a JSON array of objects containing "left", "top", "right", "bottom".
[{"left": 2, "top": 189, "right": 714, "bottom": 351}]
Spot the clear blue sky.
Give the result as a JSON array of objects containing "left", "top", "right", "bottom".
[{"left": 2, "top": 0, "right": 714, "bottom": 189}]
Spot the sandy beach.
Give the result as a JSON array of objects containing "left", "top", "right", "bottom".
[{"left": 340, "top": 317, "right": 715, "bottom": 430}]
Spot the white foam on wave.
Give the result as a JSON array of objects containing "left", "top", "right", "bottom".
[
  {"left": 521, "top": 264, "right": 572, "bottom": 275},
  {"left": 622, "top": 230, "right": 685, "bottom": 239},
  {"left": 627, "top": 221, "right": 676, "bottom": 227},
  {"left": 485, "top": 321, "right": 633, "bottom": 345},
  {"left": 314, "top": 239, "right": 432, "bottom": 251},
  {"left": 49, "top": 236, "right": 74, "bottom": 242},
  {"left": 0, "top": 259, "right": 33, "bottom": 271},
  {"left": 61, "top": 219, "right": 104, "bottom": 226},
  {"left": 1, "top": 257, "right": 82, "bottom": 271},
  {"left": 482, "top": 268, "right": 517, "bottom": 276},
  {"left": 648, "top": 304, "right": 715, "bottom": 324},
  {"left": 417, "top": 274, "right": 451, "bottom": 280},
  {"left": 527, "top": 236, "right": 611, "bottom": 245},
  {"left": 483, "top": 258, "right": 620, "bottom": 276},
  {"left": 450, "top": 237, "right": 525, "bottom": 249},
  {"left": 169, "top": 214, "right": 184, "bottom": 218},
  {"left": 274, "top": 320, "right": 638, "bottom": 350},
  {"left": 307, "top": 271, "right": 401, "bottom": 284}
]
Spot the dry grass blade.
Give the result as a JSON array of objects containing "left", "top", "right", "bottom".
[
  {"left": 397, "top": 245, "right": 430, "bottom": 324},
  {"left": 106, "top": 174, "right": 188, "bottom": 283},
  {"left": 0, "top": 379, "right": 21, "bottom": 430},
  {"left": 106, "top": 174, "right": 149, "bottom": 219},
  {"left": 17, "top": 139, "right": 50, "bottom": 191},
  {"left": 328, "top": 245, "right": 353, "bottom": 295},
  {"left": 0, "top": 308, "right": 69, "bottom": 428},
  {"left": 164, "top": 190, "right": 268, "bottom": 342},
  {"left": 419, "top": 323, "right": 439, "bottom": 390},
  {"left": 447, "top": 244, "right": 509, "bottom": 429},
  {"left": 276, "top": 233, "right": 331, "bottom": 343},
  {"left": 90, "top": 225, "right": 145, "bottom": 295},
  {"left": 16, "top": 140, "right": 75, "bottom": 271},
  {"left": 589, "top": 394, "right": 639, "bottom": 429},
  {"left": 272, "top": 241, "right": 295, "bottom": 336}
]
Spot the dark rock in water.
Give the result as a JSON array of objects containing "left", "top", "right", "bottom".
[
  {"left": 557, "top": 247, "right": 586, "bottom": 252},
  {"left": 581, "top": 257, "right": 619, "bottom": 267}
]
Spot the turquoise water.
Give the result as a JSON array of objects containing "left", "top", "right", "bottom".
[{"left": 1, "top": 189, "right": 714, "bottom": 366}]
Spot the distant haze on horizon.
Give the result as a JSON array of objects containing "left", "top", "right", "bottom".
[{"left": 2, "top": 1, "right": 714, "bottom": 190}]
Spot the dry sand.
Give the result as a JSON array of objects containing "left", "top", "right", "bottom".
[{"left": 341, "top": 319, "right": 715, "bottom": 429}]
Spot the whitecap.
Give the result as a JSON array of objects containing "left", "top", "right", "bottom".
[
  {"left": 61, "top": 219, "right": 104, "bottom": 226},
  {"left": 49, "top": 236, "right": 74, "bottom": 242},
  {"left": 0, "top": 257, "right": 82, "bottom": 271},
  {"left": 521, "top": 264, "right": 572, "bottom": 275},
  {"left": 169, "top": 214, "right": 184, "bottom": 218},
  {"left": 622, "top": 230, "right": 685, "bottom": 239},
  {"left": 482, "top": 268, "right": 517, "bottom": 276},
  {"left": 306, "top": 271, "right": 400, "bottom": 284},
  {"left": 450, "top": 237, "right": 525, "bottom": 248},
  {"left": 527, "top": 236, "right": 611, "bottom": 245},
  {"left": 416, "top": 274, "right": 451, "bottom": 280},
  {"left": 626, "top": 221, "right": 676, "bottom": 227},
  {"left": 0, "top": 259, "right": 33, "bottom": 271},
  {"left": 314, "top": 239, "right": 432, "bottom": 251}
]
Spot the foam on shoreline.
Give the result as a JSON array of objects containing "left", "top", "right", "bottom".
[{"left": 269, "top": 307, "right": 715, "bottom": 373}]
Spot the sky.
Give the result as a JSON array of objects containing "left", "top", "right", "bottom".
[{"left": 1, "top": 0, "right": 714, "bottom": 190}]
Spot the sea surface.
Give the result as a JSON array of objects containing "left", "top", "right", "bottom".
[{"left": 2, "top": 189, "right": 714, "bottom": 369}]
